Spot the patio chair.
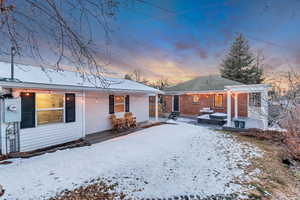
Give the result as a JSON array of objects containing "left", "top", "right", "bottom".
[
  {"left": 110, "top": 114, "right": 125, "bottom": 132},
  {"left": 124, "top": 112, "right": 137, "bottom": 128}
]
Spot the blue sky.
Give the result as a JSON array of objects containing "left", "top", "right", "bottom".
[{"left": 96, "top": 0, "right": 300, "bottom": 83}]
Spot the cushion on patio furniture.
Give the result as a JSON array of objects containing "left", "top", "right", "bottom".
[
  {"left": 209, "top": 112, "right": 227, "bottom": 120},
  {"left": 200, "top": 107, "right": 214, "bottom": 112},
  {"left": 200, "top": 108, "right": 214, "bottom": 114}
]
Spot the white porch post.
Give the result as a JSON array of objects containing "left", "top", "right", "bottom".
[
  {"left": 226, "top": 90, "right": 231, "bottom": 126},
  {"left": 0, "top": 99, "right": 7, "bottom": 154},
  {"left": 234, "top": 93, "right": 238, "bottom": 119},
  {"left": 261, "top": 90, "right": 268, "bottom": 130},
  {"left": 81, "top": 91, "right": 86, "bottom": 137},
  {"left": 155, "top": 94, "right": 159, "bottom": 121}
]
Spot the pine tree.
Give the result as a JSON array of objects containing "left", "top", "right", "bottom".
[
  {"left": 220, "top": 33, "right": 263, "bottom": 84},
  {"left": 124, "top": 74, "right": 132, "bottom": 80}
]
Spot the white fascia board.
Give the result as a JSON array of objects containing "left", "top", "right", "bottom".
[
  {"left": 0, "top": 81, "right": 162, "bottom": 94},
  {"left": 225, "top": 84, "right": 271, "bottom": 92},
  {"left": 164, "top": 90, "right": 226, "bottom": 95}
]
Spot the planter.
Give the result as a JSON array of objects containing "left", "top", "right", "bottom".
[
  {"left": 239, "top": 121, "right": 246, "bottom": 129},
  {"left": 234, "top": 120, "right": 246, "bottom": 129}
]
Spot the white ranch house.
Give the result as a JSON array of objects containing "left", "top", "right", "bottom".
[{"left": 0, "top": 62, "right": 161, "bottom": 155}]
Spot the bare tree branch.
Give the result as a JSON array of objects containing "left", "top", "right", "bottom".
[{"left": 0, "top": 0, "right": 121, "bottom": 88}]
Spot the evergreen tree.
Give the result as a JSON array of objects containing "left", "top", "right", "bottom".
[
  {"left": 220, "top": 33, "right": 263, "bottom": 84},
  {"left": 124, "top": 74, "right": 132, "bottom": 80}
]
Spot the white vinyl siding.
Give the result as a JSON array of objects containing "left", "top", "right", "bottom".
[
  {"left": 85, "top": 92, "right": 149, "bottom": 135},
  {"left": 19, "top": 91, "right": 84, "bottom": 152}
]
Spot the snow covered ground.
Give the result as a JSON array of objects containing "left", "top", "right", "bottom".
[{"left": 0, "top": 122, "right": 262, "bottom": 200}]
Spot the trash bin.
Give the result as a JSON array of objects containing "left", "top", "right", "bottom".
[
  {"left": 234, "top": 120, "right": 246, "bottom": 129},
  {"left": 234, "top": 120, "right": 239, "bottom": 128},
  {"left": 239, "top": 121, "right": 245, "bottom": 129}
]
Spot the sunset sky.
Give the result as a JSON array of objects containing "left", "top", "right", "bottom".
[{"left": 100, "top": 0, "right": 300, "bottom": 83}]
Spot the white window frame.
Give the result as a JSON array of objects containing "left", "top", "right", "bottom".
[
  {"left": 35, "top": 92, "right": 65, "bottom": 126},
  {"left": 249, "top": 92, "right": 261, "bottom": 107},
  {"left": 114, "top": 95, "right": 125, "bottom": 113}
]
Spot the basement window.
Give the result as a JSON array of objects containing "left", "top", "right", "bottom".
[{"left": 36, "top": 94, "right": 64, "bottom": 125}]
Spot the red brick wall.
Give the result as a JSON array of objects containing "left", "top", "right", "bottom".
[
  {"left": 163, "top": 95, "right": 173, "bottom": 113},
  {"left": 237, "top": 93, "right": 248, "bottom": 117},
  {"left": 163, "top": 93, "right": 248, "bottom": 117}
]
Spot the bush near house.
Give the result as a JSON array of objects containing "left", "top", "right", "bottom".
[
  {"left": 244, "top": 129, "right": 285, "bottom": 142},
  {"left": 278, "top": 106, "right": 300, "bottom": 161},
  {"left": 284, "top": 134, "right": 300, "bottom": 161},
  {"left": 239, "top": 128, "right": 300, "bottom": 161}
]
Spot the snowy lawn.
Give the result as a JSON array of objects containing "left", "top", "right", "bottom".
[{"left": 0, "top": 122, "right": 262, "bottom": 200}]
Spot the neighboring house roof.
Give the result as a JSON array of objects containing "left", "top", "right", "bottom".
[
  {"left": 0, "top": 62, "right": 161, "bottom": 94},
  {"left": 165, "top": 75, "right": 242, "bottom": 93}
]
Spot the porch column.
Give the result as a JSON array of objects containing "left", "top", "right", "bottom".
[
  {"left": 155, "top": 94, "right": 159, "bottom": 121},
  {"left": 226, "top": 90, "right": 231, "bottom": 126},
  {"left": 261, "top": 90, "right": 268, "bottom": 130},
  {"left": 234, "top": 93, "right": 238, "bottom": 119},
  {"left": 82, "top": 91, "right": 86, "bottom": 137},
  {"left": 0, "top": 100, "right": 7, "bottom": 154}
]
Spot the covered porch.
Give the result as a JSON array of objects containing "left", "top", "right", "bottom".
[{"left": 224, "top": 84, "right": 271, "bottom": 130}]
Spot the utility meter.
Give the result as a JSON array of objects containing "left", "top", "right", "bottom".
[{"left": 3, "top": 98, "right": 21, "bottom": 123}]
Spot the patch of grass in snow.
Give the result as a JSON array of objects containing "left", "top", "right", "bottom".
[
  {"left": 49, "top": 179, "right": 126, "bottom": 200},
  {"left": 224, "top": 131, "right": 300, "bottom": 200}
]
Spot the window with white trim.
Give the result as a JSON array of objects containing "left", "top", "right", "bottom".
[
  {"left": 36, "top": 93, "right": 64, "bottom": 125},
  {"left": 249, "top": 93, "right": 261, "bottom": 107},
  {"left": 114, "top": 95, "right": 125, "bottom": 113}
]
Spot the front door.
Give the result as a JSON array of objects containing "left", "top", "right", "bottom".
[{"left": 173, "top": 95, "right": 179, "bottom": 112}]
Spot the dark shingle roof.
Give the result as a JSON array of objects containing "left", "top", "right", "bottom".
[{"left": 165, "top": 75, "right": 242, "bottom": 92}]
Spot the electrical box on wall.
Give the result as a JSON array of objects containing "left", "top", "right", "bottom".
[{"left": 3, "top": 98, "right": 21, "bottom": 123}]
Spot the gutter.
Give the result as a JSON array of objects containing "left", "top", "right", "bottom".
[{"left": 0, "top": 81, "right": 164, "bottom": 95}]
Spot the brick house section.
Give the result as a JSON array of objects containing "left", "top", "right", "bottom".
[
  {"left": 163, "top": 93, "right": 248, "bottom": 117},
  {"left": 163, "top": 95, "right": 173, "bottom": 113},
  {"left": 237, "top": 93, "right": 248, "bottom": 117}
]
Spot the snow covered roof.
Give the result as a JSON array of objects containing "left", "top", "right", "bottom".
[{"left": 0, "top": 62, "right": 161, "bottom": 94}]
